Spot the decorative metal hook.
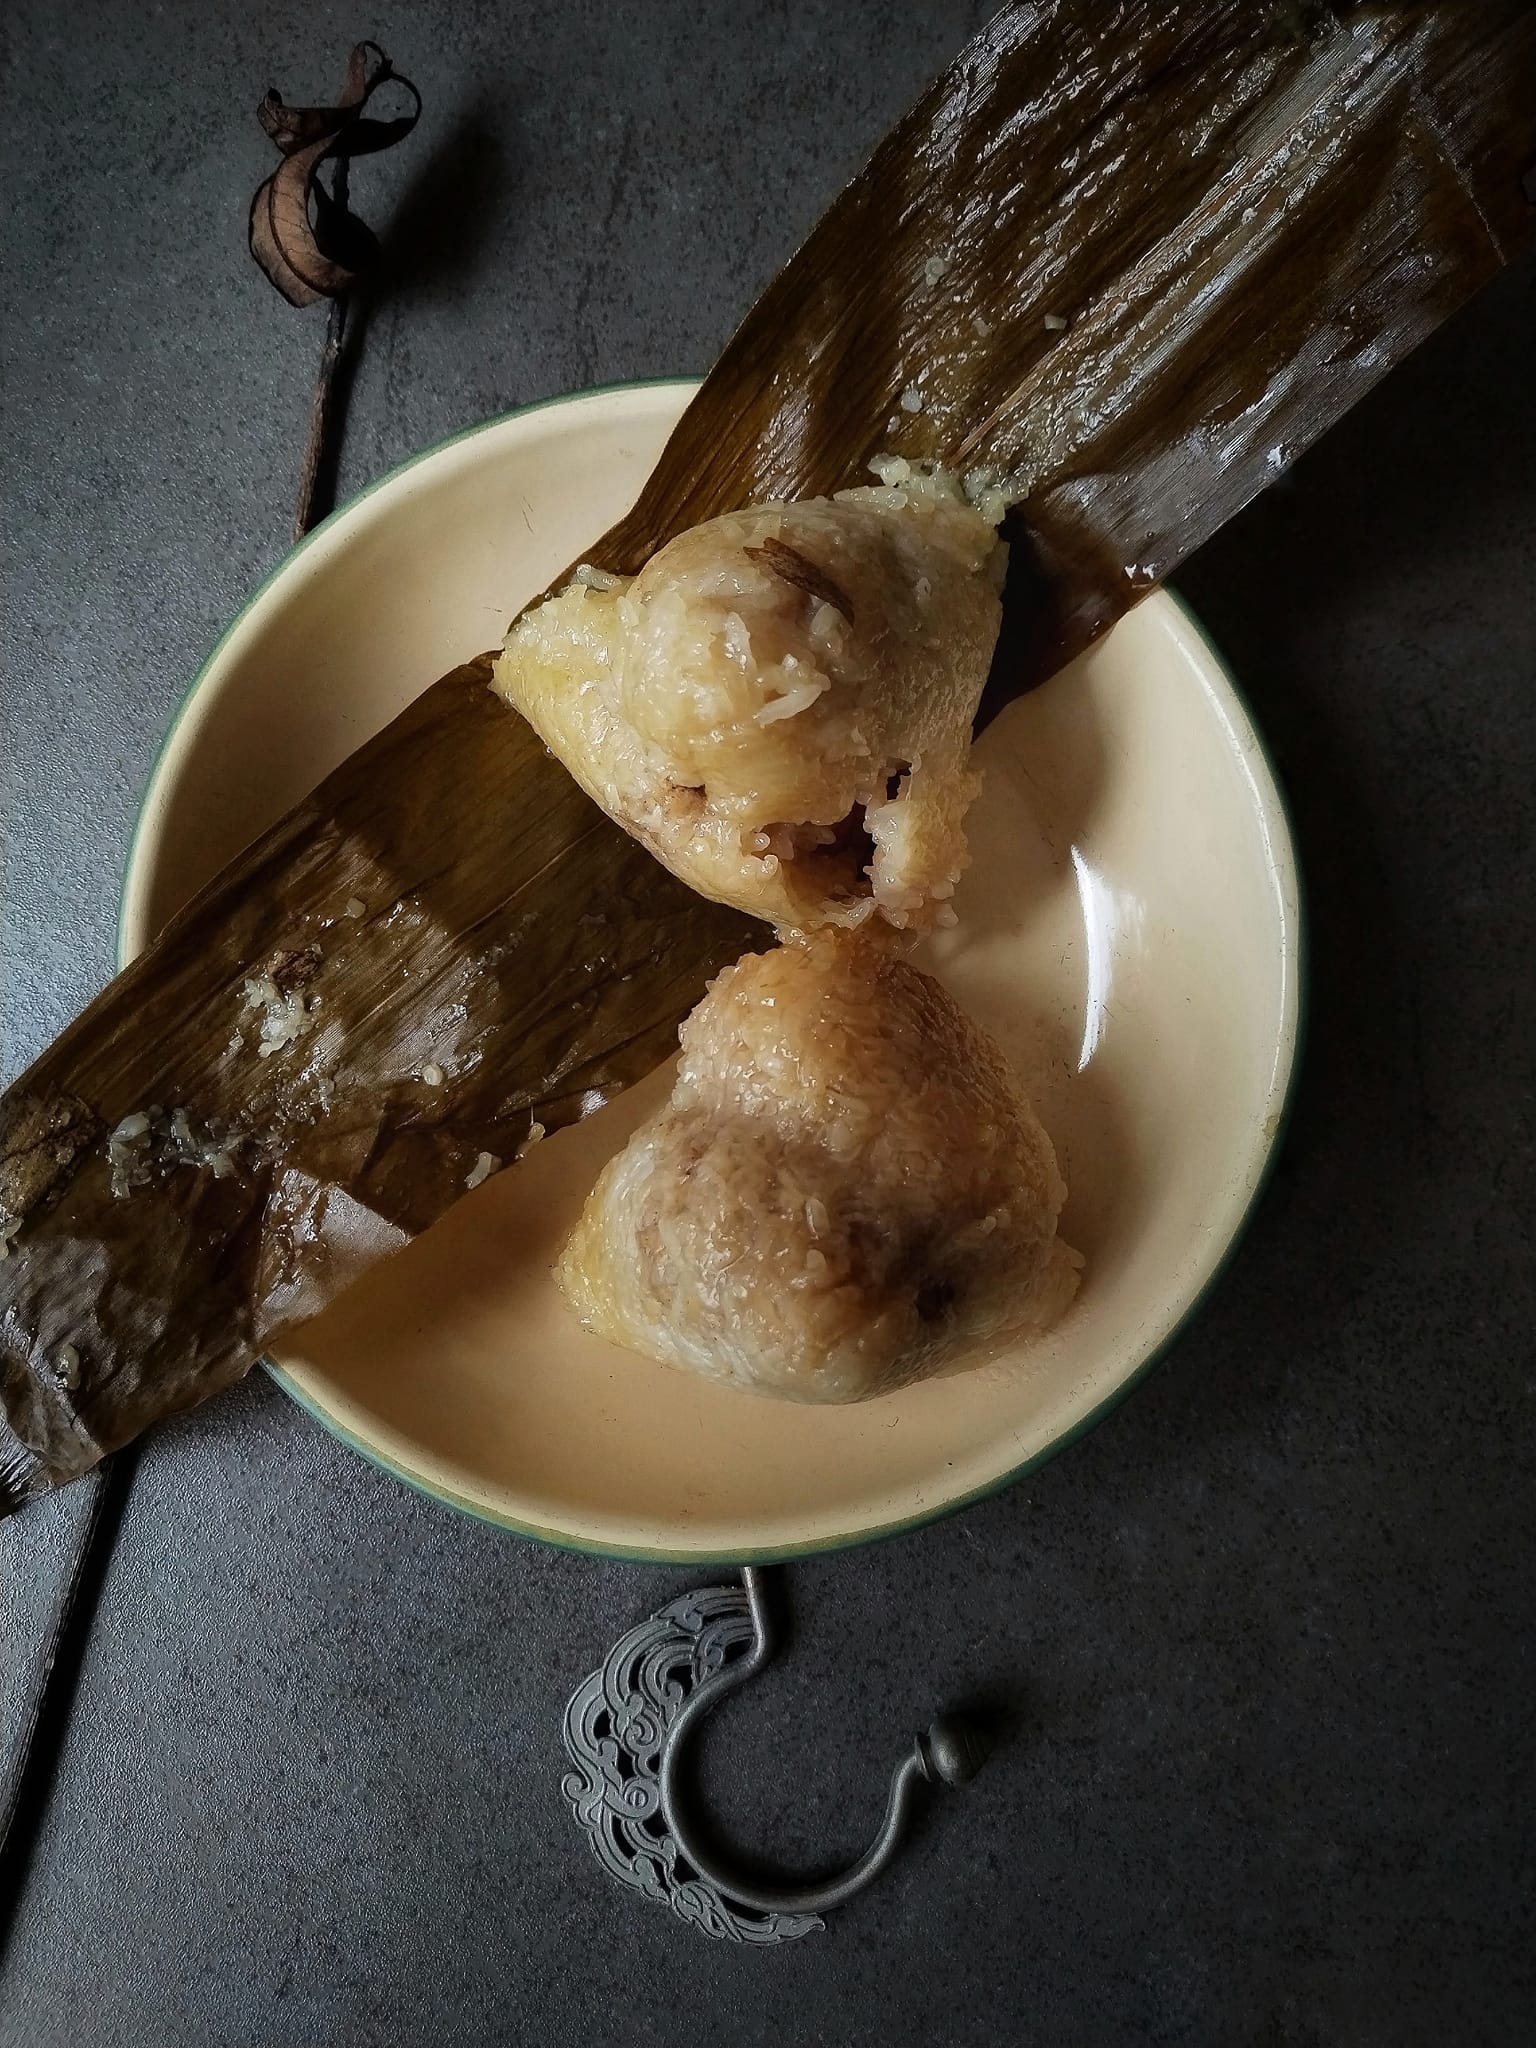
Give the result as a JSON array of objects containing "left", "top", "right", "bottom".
[
  {"left": 562, "top": 1566, "right": 993, "bottom": 1942},
  {"left": 661, "top": 1567, "right": 992, "bottom": 1916}
]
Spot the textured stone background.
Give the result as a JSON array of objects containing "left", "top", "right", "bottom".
[{"left": 2, "top": 4, "right": 1533, "bottom": 2042}]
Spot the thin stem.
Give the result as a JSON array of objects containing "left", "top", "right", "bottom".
[
  {"left": 292, "top": 290, "right": 351, "bottom": 542},
  {"left": 292, "top": 148, "right": 354, "bottom": 542}
]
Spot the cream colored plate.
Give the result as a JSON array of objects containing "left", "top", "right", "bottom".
[{"left": 119, "top": 380, "right": 1302, "bottom": 1561}]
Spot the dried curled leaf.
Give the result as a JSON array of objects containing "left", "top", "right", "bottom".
[{"left": 248, "top": 39, "right": 421, "bottom": 308}]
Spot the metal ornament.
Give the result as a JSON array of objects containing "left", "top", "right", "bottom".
[
  {"left": 562, "top": 1567, "right": 992, "bottom": 1942},
  {"left": 561, "top": 1581, "right": 821, "bottom": 1944}
]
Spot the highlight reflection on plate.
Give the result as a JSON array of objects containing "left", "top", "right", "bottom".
[{"left": 120, "top": 380, "right": 1301, "bottom": 1561}]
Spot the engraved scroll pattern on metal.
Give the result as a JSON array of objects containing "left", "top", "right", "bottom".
[{"left": 562, "top": 1585, "right": 823, "bottom": 1943}]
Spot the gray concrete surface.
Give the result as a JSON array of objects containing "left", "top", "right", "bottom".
[{"left": 2, "top": 3, "right": 1534, "bottom": 2043}]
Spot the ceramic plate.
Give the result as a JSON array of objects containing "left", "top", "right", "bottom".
[{"left": 119, "top": 379, "right": 1302, "bottom": 1561}]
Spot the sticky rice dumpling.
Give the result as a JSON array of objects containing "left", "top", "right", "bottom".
[
  {"left": 495, "top": 468, "right": 1005, "bottom": 935},
  {"left": 557, "top": 928, "right": 1080, "bottom": 1403}
]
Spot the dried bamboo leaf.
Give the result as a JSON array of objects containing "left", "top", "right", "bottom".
[
  {"left": 4, "top": 2, "right": 1534, "bottom": 1512},
  {"left": 588, "top": 0, "right": 1536, "bottom": 677},
  {"left": 0, "top": 664, "right": 751, "bottom": 1509}
]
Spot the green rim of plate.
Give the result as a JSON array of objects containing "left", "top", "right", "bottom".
[{"left": 116, "top": 383, "right": 1308, "bottom": 1568}]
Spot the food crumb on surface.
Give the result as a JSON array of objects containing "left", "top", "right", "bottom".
[
  {"left": 172, "top": 1106, "right": 239, "bottom": 1180},
  {"left": 898, "top": 385, "right": 925, "bottom": 413},
  {"left": 515, "top": 1121, "right": 546, "bottom": 1160},
  {"left": 344, "top": 897, "right": 366, "bottom": 919},
  {"left": 420, "top": 1062, "right": 445, "bottom": 1087},
  {"left": 573, "top": 562, "right": 622, "bottom": 591},
  {"left": 960, "top": 464, "right": 1010, "bottom": 525},
  {"left": 110, "top": 1105, "right": 240, "bottom": 1193},
  {"left": 465, "top": 1151, "right": 500, "bottom": 1190},
  {"left": 971, "top": 311, "right": 993, "bottom": 338},
  {"left": 107, "top": 1111, "right": 154, "bottom": 1198},
  {"left": 923, "top": 254, "right": 948, "bottom": 285},
  {"left": 1043, "top": 312, "right": 1068, "bottom": 331},
  {"left": 243, "top": 974, "right": 308, "bottom": 1057},
  {"left": 55, "top": 1343, "right": 80, "bottom": 1389}
]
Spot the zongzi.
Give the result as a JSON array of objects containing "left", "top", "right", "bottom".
[
  {"left": 497, "top": 468, "right": 1006, "bottom": 934},
  {"left": 558, "top": 928, "right": 1081, "bottom": 1403}
]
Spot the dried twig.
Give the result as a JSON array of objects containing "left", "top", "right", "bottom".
[{"left": 247, "top": 41, "right": 421, "bottom": 537}]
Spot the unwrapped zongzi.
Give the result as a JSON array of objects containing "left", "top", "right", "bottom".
[
  {"left": 498, "top": 470, "right": 1005, "bottom": 934},
  {"left": 558, "top": 928, "right": 1081, "bottom": 1403}
]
